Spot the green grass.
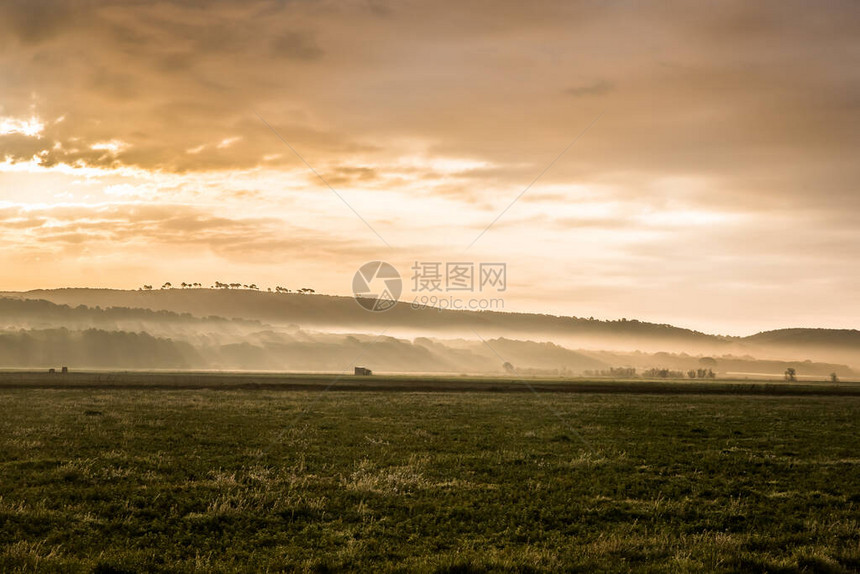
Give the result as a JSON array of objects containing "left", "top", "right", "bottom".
[
  {"left": 0, "top": 388, "right": 857, "bottom": 572},
  {"left": 2, "top": 370, "right": 858, "bottom": 396}
]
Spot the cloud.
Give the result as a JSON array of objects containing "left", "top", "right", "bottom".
[
  {"left": 0, "top": 203, "right": 388, "bottom": 263},
  {"left": 0, "top": 0, "right": 858, "bottom": 331},
  {"left": 0, "top": 0, "right": 84, "bottom": 45},
  {"left": 1, "top": 0, "right": 856, "bottom": 194},
  {"left": 564, "top": 80, "right": 613, "bottom": 98},
  {"left": 270, "top": 31, "right": 324, "bottom": 61},
  {"left": 0, "top": 116, "right": 45, "bottom": 137}
]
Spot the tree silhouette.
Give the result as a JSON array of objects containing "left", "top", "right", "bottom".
[
  {"left": 161, "top": 282, "right": 172, "bottom": 290},
  {"left": 785, "top": 367, "right": 797, "bottom": 382}
]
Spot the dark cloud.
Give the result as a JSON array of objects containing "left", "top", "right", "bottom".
[
  {"left": 2, "top": 0, "right": 857, "bottom": 192},
  {"left": 565, "top": 80, "right": 613, "bottom": 98},
  {"left": 0, "top": 0, "right": 86, "bottom": 44},
  {"left": 271, "top": 32, "right": 324, "bottom": 61}
]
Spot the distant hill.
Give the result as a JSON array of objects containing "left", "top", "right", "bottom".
[
  {"left": 0, "top": 324, "right": 610, "bottom": 374},
  {"left": 744, "top": 328, "right": 860, "bottom": 349},
  {"left": 0, "top": 290, "right": 856, "bottom": 373},
  {"left": 2, "top": 288, "right": 728, "bottom": 348},
  {"left": 0, "top": 328, "right": 199, "bottom": 369},
  {"left": 0, "top": 296, "right": 261, "bottom": 327}
]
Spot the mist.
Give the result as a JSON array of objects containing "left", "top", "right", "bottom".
[{"left": 0, "top": 289, "right": 855, "bottom": 379}]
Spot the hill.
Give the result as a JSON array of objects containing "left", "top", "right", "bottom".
[
  {"left": 745, "top": 328, "right": 860, "bottom": 349},
  {"left": 0, "top": 290, "right": 856, "bottom": 374},
  {"left": 3, "top": 288, "right": 727, "bottom": 349}
]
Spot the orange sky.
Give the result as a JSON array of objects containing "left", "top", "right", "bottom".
[{"left": 1, "top": 0, "right": 858, "bottom": 335}]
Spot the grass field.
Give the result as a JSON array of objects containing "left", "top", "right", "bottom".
[
  {"left": 0, "top": 382, "right": 857, "bottom": 572},
  {"left": 2, "top": 371, "right": 858, "bottom": 395}
]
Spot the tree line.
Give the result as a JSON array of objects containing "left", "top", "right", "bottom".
[
  {"left": 139, "top": 283, "right": 316, "bottom": 294},
  {"left": 582, "top": 367, "right": 717, "bottom": 379}
]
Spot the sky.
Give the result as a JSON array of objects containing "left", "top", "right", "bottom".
[{"left": 1, "top": 0, "right": 858, "bottom": 335}]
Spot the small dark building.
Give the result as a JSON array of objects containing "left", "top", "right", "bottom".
[{"left": 354, "top": 366, "right": 372, "bottom": 376}]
